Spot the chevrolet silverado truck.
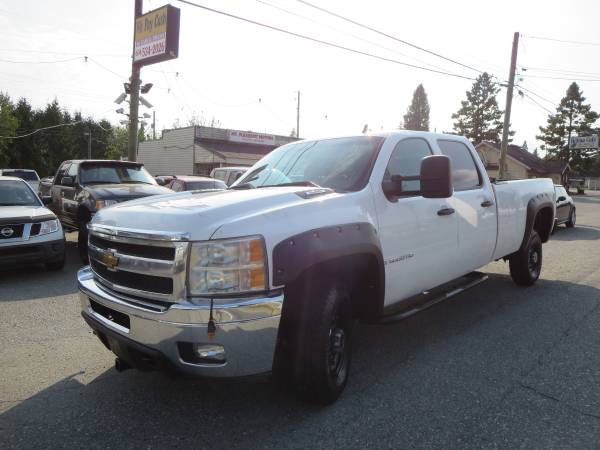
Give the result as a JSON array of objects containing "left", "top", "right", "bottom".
[
  {"left": 47, "top": 160, "right": 172, "bottom": 262},
  {"left": 78, "top": 131, "right": 555, "bottom": 404}
]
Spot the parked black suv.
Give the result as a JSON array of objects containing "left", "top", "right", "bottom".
[{"left": 48, "top": 160, "right": 172, "bottom": 261}]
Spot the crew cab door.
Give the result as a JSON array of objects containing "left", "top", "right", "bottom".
[
  {"left": 437, "top": 139, "right": 497, "bottom": 271},
  {"left": 373, "top": 137, "right": 460, "bottom": 306}
]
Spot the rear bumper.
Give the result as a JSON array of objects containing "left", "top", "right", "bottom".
[
  {"left": 78, "top": 267, "right": 283, "bottom": 377},
  {"left": 0, "top": 236, "right": 65, "bottom": 266}
]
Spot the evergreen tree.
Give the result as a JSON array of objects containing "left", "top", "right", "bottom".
[
  {"left": 402, "top": 84, "right": 430, "bottom": 131},
  {"left": 522, "top": 140, "right": 528, "bottom": 151},
  {"left": 537, "top": 82, "right": 599, "bottom": 172},
  {"left": 362, "top": 124, "right": 369, "bottom": 134},
  {"left": 452, "top": 72, "right": 505, "bottom": 144},
  {"left": 0, "top": 93, "right": 18, "bottom": 167}
]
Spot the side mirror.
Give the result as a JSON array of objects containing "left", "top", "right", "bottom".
[
  {"left": 557, "top": 196, "right": 566, "bottom": 202},
  {"left": 420, "top": 155, "right": 453, "bottom": 199},
  {"left": 61, "top": 176, "right": 74, "bottom": 187},
  {"left": 41, "top": 196, "right": 53, "bottom": 205}
]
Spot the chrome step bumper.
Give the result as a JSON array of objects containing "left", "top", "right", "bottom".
[{"left": 78, "top": 266, "right": 283, "bottom": 377}]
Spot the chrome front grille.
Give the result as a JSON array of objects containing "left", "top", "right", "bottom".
[{"left": 87, "top": 224, "right": 190, "bottom": 303}]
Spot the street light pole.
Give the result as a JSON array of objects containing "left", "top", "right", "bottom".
[{"left": 127, "top": 0, "right": 143, "bottom": 162}]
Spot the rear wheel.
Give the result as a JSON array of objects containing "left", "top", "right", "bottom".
[
  {"left": 509, "top": 231, "right": 542, "bottom": 286},
  {"left": 566, "top": 208, "right": 576, "bottom": 228}
]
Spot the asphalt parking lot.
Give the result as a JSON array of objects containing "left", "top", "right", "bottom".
[{"left": 2, "top": 193, "right": 600, "bottom": 449}]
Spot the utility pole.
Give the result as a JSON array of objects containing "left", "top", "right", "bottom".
[
  {"left": 128, "top": 0, "right": 143, "bottom": 162},
  {"left": 296, "top": 90, "right": 300, "bottom": 138},
  {"left": 152, "top": 110, "right": 156, "bottom": 140},
  {"left": 498, "top": 32, "right": 519, "bottom": 180}
]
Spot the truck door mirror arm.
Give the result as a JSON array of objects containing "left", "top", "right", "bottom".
[{"left": 381, "top": 155, "right": 453, "bottom": 199}]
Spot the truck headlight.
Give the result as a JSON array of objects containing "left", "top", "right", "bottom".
[
  {"left": 188, "top": 236, "right": 267, "bottom": 295},
  {"left": 95, "top": 199, "right": 118, "bottom": 210},
  {"left": 39, "top": 219, "right": 59, "bottom": 235}
]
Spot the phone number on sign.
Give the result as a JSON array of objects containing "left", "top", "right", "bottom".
[{"left": 135, "top": 41, "right": 166, "bottom": 59}]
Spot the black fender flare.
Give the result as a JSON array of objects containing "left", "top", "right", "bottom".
[
  {"left": 272, "top": 222, "right": 385, "bottom": 313},
  {"left": 519, "top": 192, "right": 555, "bottom": 251}
]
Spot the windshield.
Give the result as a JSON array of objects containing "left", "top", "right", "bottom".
[
  {"left": 232, "top": 136, "right": 384, "bottom": 192},
  {"left": 0, "top": 180, "right": 41, "bottom": 206},
  {"left": 3, "top": 170, "right": 39, "bottom": 181},
  {"left": 79, "top": 164, "right": 156, "bottom": 185}
]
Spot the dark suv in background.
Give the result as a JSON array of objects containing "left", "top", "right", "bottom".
[{"left": 48, "top": 160, "right": 172, "bottom": 261}]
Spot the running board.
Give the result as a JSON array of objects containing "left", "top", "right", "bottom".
[{"left": 373, "top": 271, "right": 489, "bottom": 324}]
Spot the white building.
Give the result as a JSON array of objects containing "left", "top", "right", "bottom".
[{"left": 138, "top": 126, "right": 298, "bottom": 176}]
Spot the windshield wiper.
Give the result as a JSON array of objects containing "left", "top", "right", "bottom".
[
  {"left": 83, "top": 181, "right": 120, "bottom": 185},
  {"left": 258, "top": 181, "right": 321, "bottom": 188},
  {"left": 229, "top": 182, "right": 256, "bottom": 190}
]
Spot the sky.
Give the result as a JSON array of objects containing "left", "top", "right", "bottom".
[{"left": 1, "top": 0, "right": 599, "bottom": 153}]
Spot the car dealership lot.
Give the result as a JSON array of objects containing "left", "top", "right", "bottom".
[{"left": 2, "top": 193, "right": 600, "bottom": 449}]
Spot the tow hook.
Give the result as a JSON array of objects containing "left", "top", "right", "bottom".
[{"left": 115, "top": 357, "right": 131, "bottom": 372}]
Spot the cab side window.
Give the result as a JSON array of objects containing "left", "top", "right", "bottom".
[
  {"left": 171, "top": 180, "right": 183, "bottom": 192},
  {"left": 213, "top": 170, "right": 226, "bottom": 181},
  {"left": 383, "top": 138, "right": 432, "bottom": 195},
  {"left": 437, "top": 140, "right": 482, "bottom": 191},
  {"left": 66, "top": 163, "right": 78, "bottom": 182},
  {"left": 55, "top": 163, "right": 69, "bottom": 185}
]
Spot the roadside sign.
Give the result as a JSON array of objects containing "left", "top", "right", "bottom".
[
  {"left": 133, "top": 5, "right": 180, "bottom": 66},
  {"left": 569, "top": 135, "right": 598, "bottom": 149}
]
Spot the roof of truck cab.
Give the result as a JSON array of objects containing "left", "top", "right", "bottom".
[
  {"left": 65, "top": 160, "right": 143, "bottom": 164},
  {"left": 292, "top": 130, "right": 470, "bottom": 142},
  {"left": 0, "top": 176, "right": 24, "bottom": 181}
]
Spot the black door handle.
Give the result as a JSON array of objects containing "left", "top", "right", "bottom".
[
  {"left": 437, "top": 207, "right": 455, "bottom": 216},
  {"left": 481, "top": 200, "right": 494, "bottom": 207}
]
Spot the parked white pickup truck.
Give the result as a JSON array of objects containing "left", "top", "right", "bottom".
[{"left": 78, "top": 131, "right": 555, "bottom": 404}]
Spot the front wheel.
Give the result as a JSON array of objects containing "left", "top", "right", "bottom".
[
  {"left": 291, "top": 282, "right": 354, "bottom": 404},
  {"left": 509, "top": 231, "right": 542, "bottom": 286},
  {"left": 566, "top": 208, "right": 576, "bottom": 228}
]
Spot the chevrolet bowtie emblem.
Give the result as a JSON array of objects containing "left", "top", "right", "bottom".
[{"left": 101, "top": 250, "right": 119, "bottom": 271}]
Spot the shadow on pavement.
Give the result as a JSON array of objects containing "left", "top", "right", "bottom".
[
  {"left": 0, "top": 236, "right": 81, "bottom": 301},
  {"left": 551, "top": 225, "right": 600, "bottom": 241},
  {"left": 2, "top": 274, "right": 600, "bottom": 448}
]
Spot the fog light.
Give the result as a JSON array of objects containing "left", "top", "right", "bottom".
[{"left": 193, "top": 344, "right": 226, "bottom": 362}]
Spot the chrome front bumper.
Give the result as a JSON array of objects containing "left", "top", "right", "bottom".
[{"left": 78, "top": 267, "right": 283, "bottom": 377}]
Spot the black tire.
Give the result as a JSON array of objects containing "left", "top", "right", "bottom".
[
  {"left": 509, "top": 231, "right": 542, "bottom": 286},
  {"left": 566, "top": 207, "right": 576, "bottom": 228},
  {"left": 78, "top": 221, "right": 89, "bottom": 263},
  {"left": 45, "top": 256, "right": 65, "bottom": 271},
  {"left": 282, "top": 280, "right": 354, "bottom": 405}
]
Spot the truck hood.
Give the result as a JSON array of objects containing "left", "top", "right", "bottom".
[
  {"left": 91, "top": 187, "right": 336, "bottom": 241},
  {"left": 0, "top": 205, "right": 55, "bottom": 223},
  {"left": 84, "top": 183, "right": 172, "bottom": 200}
]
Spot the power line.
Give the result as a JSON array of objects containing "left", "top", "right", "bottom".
[
  {"left": 515, "top": 84, "right": 556, "bottom": 107},
  {"left": 520, "top": 92, "right": 554, "bottom": 114},
  {"left": 0, "top": 48, "right": 129, "bottom": 58},
  {"left": 254, "top": 0, "right": 451, "bottom": 73},
  {"left": 294, "top": 0, "right": 483, "bottom": 74},
  {"left": 524, "top": 35, "right": 600, "bottom": 47},
  {"left": 177, "top": 0, "right": 476, "bottom": 81},
  {"left": 521, "top": 73, "right": 600, "bottom": 82},
  {"left": 87, "top": 57, "right": 127, "bottom": 79},
  {"left": 0, "top": 121, "right": 85, "bottom": 140},
  {"left": 523, "top": 66, "right": 600, "bottom": 77},
  {"left": 0, "top": 56, "right": 83, "bottom": 64}
]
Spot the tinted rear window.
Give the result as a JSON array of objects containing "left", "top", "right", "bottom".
[
  {"left": 187, "top": 180, "right": 226, "bottom": 190},
  {"left": 437, "top": 140, "right": 481, "bottom": 191}
]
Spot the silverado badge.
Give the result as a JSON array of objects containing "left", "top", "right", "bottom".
[{"left": 101, "top": 250, "right": 119, "bottom": 271}]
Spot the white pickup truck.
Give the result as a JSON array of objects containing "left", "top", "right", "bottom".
[{"left": 78, "top": 131, "right": 555, "bottom": 404}]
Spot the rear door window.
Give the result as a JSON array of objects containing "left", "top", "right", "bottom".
[
  {"left": 437, "top": 140, "right": 482, "bottom": 191},
  {"left": 213, "top": 170, "right": 226, "bottom": 181}
]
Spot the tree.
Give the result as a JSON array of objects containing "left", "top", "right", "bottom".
[
  {"left": 452, "top": 72, "right": 505, "bottom": 144},
  {"left": 0, "top": 93, "right": 18, "bottom": 167},
  {"left": 402, "top": 84, "right": 430, "bottom": 131},
  {"left": 522, "top": 140, "right": 528, "bottom": 151},
  {"left": 289, "top": 128, "right": 296, "bottom": 137},
  {"left": 362, "top": 124, "right": 369, "bottom": 134},
  {"left": 537, "top": 82, "right": 599, "bottom": 173}
]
